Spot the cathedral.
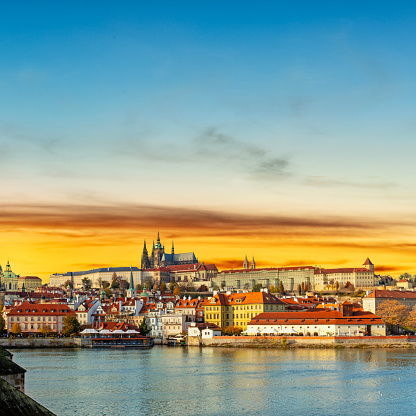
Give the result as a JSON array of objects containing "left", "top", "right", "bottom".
[
  {"left": 141, "top": 232, "right": 198, "bottom": 269},
  {"left": 0, "top": 261, "right": 19, "bottom": 291}
]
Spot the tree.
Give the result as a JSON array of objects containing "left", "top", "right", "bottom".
[
  {"left": 301, "top": 282, "right": 305, "bottom": 293},
  {"left": 144, "top": 277, "right": 154, "bottom": 290},
  {"left": 344, "top": 281, "right": 354, "bottom": 291},
  {"left": 39, "top": 324, "right": 53, "bottom": 337},
  {"left": 279, "top": 281, "right": 285, "bottom": 293},
  {"left": 62, "top": 315, "right": 81, "bottom": 336},
  {"left": 120, "top": 279, "right": 129, "bottom": 290},
  {"left": 222, "top": 326, "right": 242, "bottom": 336},
  {"left": 102, "top": 280, "right": 110, "bottom": 289},
  {"left": 82, "top": 277, "right": 91, "bottom": 290},
  {"left": 198, "top": 284, "right": 208, "bottom": 292},
  {"left": 104, "top": 288, "right": 111, "bottom": 297},
  {"left": 213, "top": 285, "right": 220, "bottom": 291},
  {"left": 11, "top": 323, "right": 22, "bottom": 335},
  {"left": 160, "top": 282, "right": 167, "bottom": 293},
  {"left": 0, "top": 304, "right": 5, "bottom": 333},
  {"left": 376, "top": 300, "right": 410, "bottom": 332},
  {"left": 252, "top": 283, "right": 262, "bottom": 292},
  {"left": 269, "top": 285, "right": 276, "bottom": 293},
  {"left": 406, "top": 306, "right": 416, "bottom": 330},
  {"left": 111, "top": 273, "right": 120, "bottom": 289},
  {"left": 139, "top": 318, "right": 150, "bottom": 336},
  {"left": 297, "top": 284, "right": 302, "bottom": 295},
  {"left": 64, "top": 279, "right": 73, "bottom": 289},
  {"left": 335, "top": 281, "right": 340, "bottom": 290},
  {"left": 136, "top": 283, "right": 143, "bottom": 291},
  {"left": 153, "top": 283, "right": 159, "bottom": 292},
  {"left": 169, "top": 279, "right": 176, "bottom": 292},
  {"left": 400, "top": 272, "right": 412, "bottom": 280},
  {"left": 187, "top": 283, "right": 196, "bottom": 292},
  {"left": 173, "top": 286, "right": 181, "bottom": 297}
]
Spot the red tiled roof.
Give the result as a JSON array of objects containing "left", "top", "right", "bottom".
[
  {"left": 365, "top": 290, "right": 416, "bottom": 299},
  {"left": 8, "top": 301, "right": 75, "bottom": 316}
]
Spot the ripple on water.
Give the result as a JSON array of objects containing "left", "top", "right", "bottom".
[{"left": 9, "top": 347, "right": 416, "bottom": 416}]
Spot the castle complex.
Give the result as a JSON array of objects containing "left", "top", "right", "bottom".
[{"left": 140, "top": 232, "right": 198, "bottom": 269}]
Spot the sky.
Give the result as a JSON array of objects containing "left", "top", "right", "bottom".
[{"left": 1, "top": 1, "right": 416, "bottom": 281}]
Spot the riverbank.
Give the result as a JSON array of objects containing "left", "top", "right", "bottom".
[
  {"left": 192, "top": 335, "right": 416, "bottom": 349},
  {"left": 3, "top": 335, "right": 416, "bottom": 349}
]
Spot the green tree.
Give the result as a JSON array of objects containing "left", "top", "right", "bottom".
[
  {"left": 81, "top": 277, "right": 91, "bottom": 290},
  {"left": 139, "top": 318, "right": 150, "bottom": 336},
  {"left": 160, "top": 282, "right": 167, "bottom": 293},
  {"left": 144, "top": 277, "right": 154, "bottom": 290},
  {"left": 11, "top": 323, "right": 22, "bottom": 335},
  {"left": 64, "top": 279, "right": 73, "bottom": 289},
  {"left": 252, "top": 283, "right": 262, "bottom": 292},
  {"left": 102, "top": 280, "right": 110, "bottom": 289},
  {"left": 0, "top": 304, "right": 5, "bottom": 333},
  {"left": 169, "top": 279, "right": 176, "bottom": 292},
  {"left": 135, "top": 283, "right": 143, "bottom": 291},
  {"left": 62, "top": 315, "right": 81, "bottom": 336},
  {"left": 400, "top": 272, "right": 412, "bottom": 280},
  {"left": 111, "top": 273, "right": 120, "bottom": 289}
]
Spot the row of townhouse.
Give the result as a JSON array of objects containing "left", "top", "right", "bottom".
[
  {"left": 203, "top": 291, "right": 286, "bottom": 330},
  {"left": 6, "top": 301, "right": 75, "bottom": 333}
]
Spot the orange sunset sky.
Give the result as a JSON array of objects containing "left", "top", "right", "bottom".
[{"left": 1, "top": 4, "right": 416, "bottom": 282}]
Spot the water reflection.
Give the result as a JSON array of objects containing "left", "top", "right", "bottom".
[{"left": 9, "top": 347, "right": 416, "bottom": 416}]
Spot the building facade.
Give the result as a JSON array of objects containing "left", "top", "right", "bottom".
[
  {"left": 212, "top": 266, "right": 315, "bottom": 292},
  {"left": 247, "top": 303, "right": 386, "bottom": 336},
  {"left": 204, "top": 291, "right": 286, "bottom": 330}
]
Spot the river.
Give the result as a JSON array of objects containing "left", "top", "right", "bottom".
[{"left": 9, "top": 347, "right": 416, "bottom": 416}]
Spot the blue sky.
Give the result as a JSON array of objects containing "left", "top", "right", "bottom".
[{"left": 1, "top": 2, "right": 416, "bottom": 277}]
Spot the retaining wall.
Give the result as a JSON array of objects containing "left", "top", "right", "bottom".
[
  {"left": 0, "top": 337, "right": 84, "bottom": 349},
  {"left": 195, "top": 335, "right": 416, "bottom": 348}
]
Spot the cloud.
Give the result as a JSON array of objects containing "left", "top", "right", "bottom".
[
  {"left": 1, "top": 202, "right": 414, "bottom": 246},
  {"left": 116, "top": 125, "right": 291, "bottom": 180},
  {"left": 375, "top": 265, "right": 410, "bottom": 273},
  {"left": 0, "top": 124, "right": 63, "bottom": 156},
  {"left": 195, "top": 126, "right": 291, "bottom": 178}
]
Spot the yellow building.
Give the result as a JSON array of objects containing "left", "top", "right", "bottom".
[
  {"left": 204, "top": 291, "right": 286, "bottom": 330},
  {"left": 18, "top": 276, "right": 43, "bottom": 292}
]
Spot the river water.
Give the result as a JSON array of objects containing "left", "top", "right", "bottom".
[{"left": 10, "top": 347, "right": 416, "bottom": 416}]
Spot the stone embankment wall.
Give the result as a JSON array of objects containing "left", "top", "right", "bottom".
[
  {"left": 0, "top": 338, "right": 87, "bottom": 349},
  {"left": 192, "top": 335, "right": 416, "bottom": 348}
]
